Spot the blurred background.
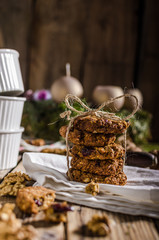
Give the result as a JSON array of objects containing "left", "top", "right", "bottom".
[{"left": 0, "top": 0, "right": 158, "bottom": 141}]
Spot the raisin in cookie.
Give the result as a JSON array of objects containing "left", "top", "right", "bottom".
[
  {"left": 71, "top": 143, "right": 125, "bottom": 160},
  {"left": 45, "top": 202, "right": 73, "bottom": 223}
]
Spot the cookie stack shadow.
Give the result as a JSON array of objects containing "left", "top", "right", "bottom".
[{"left": 60, "top": 115, "right": 130, "bottom": 186}]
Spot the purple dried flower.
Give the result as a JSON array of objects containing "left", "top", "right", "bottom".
[
  {"left": 24, "top": 89, "right": 34, "bottom": 100},
  {"left": 33, "top": 89, "right": 52, "bottom": 101}
]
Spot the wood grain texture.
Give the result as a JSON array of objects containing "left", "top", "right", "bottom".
[
  {"left": 0, "top": 0, "right": 32, "bottom": 87},
  {"left": 29, "top": 0, "right": 139, "bottom": 98},
  {"left": 138, "top": 0, "right": 159, "bottom": 140},
  {"left": 0, "top": 0, "right": 159, "bottom": 139}
]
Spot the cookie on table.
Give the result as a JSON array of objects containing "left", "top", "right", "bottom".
[
  {"left": 45, "top": 202, "right": 73, "bottom": 223},
  {"left": 16, "top": 186, "right": 56, "bottom": 214},
  {"left": 59, "top": 126, "right": 116, "bottom": 147},
  {"left": 25, "top": 138, "right": 45, "bottom": 146},
  {"left": 71, "top": 143, "right": 125, "bottom": 160},
  {"left": 41, "top": 148, "right": 67, "bottom": 155},
  {"left": 73, "top": 115, "right": 130, "bottom": 134},
  {"left": 85, "top": 181, "right": 99, "bottom": 196},
  {"left": 86, "top": 214, "right": 111, "bottom": 236},
  {"left": 68, "top": 168, "right": 127, "bottom": 185},
  {"left": 71, "top": 157, "right": 124, "bottom": 175},
  {"left": 0, "top": 203, "right": 38, "bottom": 240},
  {"left": 0, "top": 172, "right": 32, "bottom": 197}
]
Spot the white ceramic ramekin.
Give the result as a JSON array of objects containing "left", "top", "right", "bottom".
[
  {"left": 0, "top": 49, "right": 24, "bottom": 96},
  {"left": 0, "top": 96, "right": 26, "bottom": 130},
  {"left": 0, "top": 128, "right": 24, "bottom": 170}
]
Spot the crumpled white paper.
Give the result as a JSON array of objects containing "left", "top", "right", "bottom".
[{"left": 23, "top": 152, "right": 159, "bottom": 218}]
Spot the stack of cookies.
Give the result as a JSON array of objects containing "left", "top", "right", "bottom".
[{"left": 60, "top": 115, "right": 130, "bottom": 186}]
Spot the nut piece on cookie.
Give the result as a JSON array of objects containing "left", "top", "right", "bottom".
[
  {"left": 16, "top": 186, "right": 56, "bottom": 214},
  {"left": 87, "top": 214, "right": 111, "bottom": 236},
  {"left": 85, "top": 181, "right": 99, "bottom": 196},
  {"left": 0, "top": 172, "right": 32, "bottom": 197},
  {"left": 45, "top": 202, "right": 73, "bottom": 223}
]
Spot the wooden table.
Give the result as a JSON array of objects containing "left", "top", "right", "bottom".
[{"left": 0, "top": 157, "right": 159, "bottom": 240}]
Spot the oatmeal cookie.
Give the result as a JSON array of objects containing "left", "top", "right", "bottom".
[
  {"left": 16, "top": 186, "right": 56, "bottom": 214},
  {"left": 71, "top": 143, "right": 125, "bottom": 160},
  {"left": 0, "top": 172, "right": 32, "bottom": 197},
  {"left": 0, "top": 203, "right": 21, "bottom": 237},
  {"left": 73, "top": 115, "right": 130, "bottom": 134},
  {"left": 59, "top": 126, "right": 116, "bottom": 147},
  {"left": 41, "top": 148, "right": 67, "bottom": 155},
  {"left": 71, "top": 157, "right": 124, "bottom": 175},
  {"left": 0, "top": 203, "right": 38, "bottom": 240},
  {"left": 85, "top": 182, "right": 99, "bottom": 196},
  {"left": 68, "top": 168, "right": 127, "bottom": 185},
  {"left": 45, "top": 202, "right": 73, "bottom": 223},
  {"left": 25, "top": 138, "right": 45, "bottom": 146}
]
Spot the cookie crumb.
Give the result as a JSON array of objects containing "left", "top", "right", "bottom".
[
  {"left": 45, "top": 202, "right": 73, "bottom": 223},
  {"left": 85, "top": 181, "right": 99, "bottom": 196},
  {"left": 86, "top": 214, "right": 112, "bottom": 236}
]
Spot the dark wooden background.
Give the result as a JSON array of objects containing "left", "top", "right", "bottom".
[{"left": 0, "top": 0, "right": 159, "bottom": 141}]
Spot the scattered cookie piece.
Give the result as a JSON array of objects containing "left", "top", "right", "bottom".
[
  {"left": 45, "top": 202, "right": 73, "bottom": 223},
  {"left": 0, "top": 203, "right": 22, "bottom": 237},
  {"left": 25, "top": 138, "right": 45, "bottom": 146},
  {"left": 0, "top": 203, "right": 38, "bottom": 240},
  {"left": 41, "top": 148, "right": 67, "bottom": 155},
  {"left": 16, "top": 186, "right": 56, "bottom": 214},
  {"left": 87, "top": 214, "right": 111, "bottom": 236},
  {"left": 16, "top": 225, "right": 38, "bottom": 240},
  {"left": 0, "top": 172, "right": 32, "bottom": 197},
  {"left": 85, "top": 181, "right": 99, "bottom": 196}
]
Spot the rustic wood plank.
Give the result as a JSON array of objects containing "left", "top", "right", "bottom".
[
  {"left": 67, "top": 205, "right": 159, "bottom": 240},
  {"left": 78, "top": 0, "right": 139, "bottom": 100},
  {"left": 29, "top": 0, "right": 87, "bottom": 90},
  {"left": 0, "top": 0, "right": 32, "bottom": 87},
  {"left": 67, "top": 206, "right": 111, "bottom": 240},
  {"left": 28, "top": 0, "right": 139, "bottom": 100},
  {"left": 138, "top": 0, "right": 159, "bottom": 141}
]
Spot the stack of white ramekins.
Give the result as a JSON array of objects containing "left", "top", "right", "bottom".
[{"left": 0, "top": 49, "right": 25, "bottom": 169}]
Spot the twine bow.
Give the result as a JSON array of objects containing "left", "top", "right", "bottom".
[{"left": 60, "top": 94, "right": 139, "bottom": 180}]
